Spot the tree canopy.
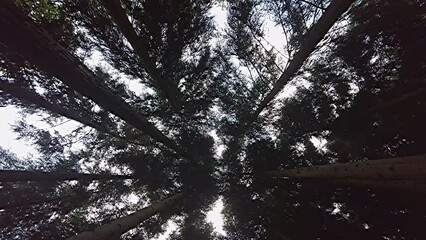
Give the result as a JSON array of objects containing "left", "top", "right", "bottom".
[{"left": 0, "top": 0, "right": 425, "bottom": 239}]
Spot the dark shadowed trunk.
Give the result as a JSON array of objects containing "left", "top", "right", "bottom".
[
  {"left": 67, "top": 193, "right": 184, "bottom": 240},
  {"left": 0, "top": 80, "right": 123, "bottom": 139},
  {"left": 365, "top": 86, "right": 426, "bottom": 114},
  {"left": 0, "top": 170, "right": 133, "bottom": 182},
  {"left": 328, "top": 179, "right": 426, "bottom": 192},
  {"left": 266, "top": 154, "right": 426, "bottom": 180}
]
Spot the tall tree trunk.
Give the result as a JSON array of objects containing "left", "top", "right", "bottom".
[
  {"left": 274, "top": 231, "right": 291, "bottom": 240},
  {"left": 100, "top": 0, "right": 183, "bottom": 112},
  {"left": 0, "top": 170, "right": 133, "bottom": 182},
  {"left": 250, "top": 0, "right": 354, "bottom": 123},
  {"left": 328, "top": 179, "right": 426, "bottom": 192},
  {"left": 365, "top": 86, "right": 426, "bottom": 114},
  {"left": 0, "top": 80, "right": 123, "bottom": 139},
  {"left": 266, "top": 154, "right": 426, "bottom": 180},
  {"left": 331, "top": 84, "right": 426, "bottom": 131},
  {"left": 67, "top": 193, "right": 184, "bottom": 240},
  {"left": 266, "top": 155, "right": 426, "bottom": 191},
  {"left": 0, "top": 0, "right": 185, "bottom": 155}
]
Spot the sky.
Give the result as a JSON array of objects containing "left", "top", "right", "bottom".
[{"left": 0, "top": 106, "right": 34, "bottom": 158}]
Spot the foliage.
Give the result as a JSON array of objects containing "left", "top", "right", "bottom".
[{"left": 0, "top": 0, "right": 425, "bottom": 239}]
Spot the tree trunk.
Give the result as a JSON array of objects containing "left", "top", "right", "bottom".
[
  {"left": 266, "top": 154, "right": 426, "bottom": 181},
  {"left": 273, "top": 230, "right": 291, "bottom": 240},
  {"left": 0, "top": 170, "right": 133, "bottom": 182},
  {"left": 365, "top": 86, "right": 426, "bottom": 114},
  {"left": 331, "top": 83, "right": 426, "bottom": 131},
  {"left": 328, "top": 179, "right": 426, "bottom": 192},
  {"left": 66, "top": 193, "right": 184, "bottom": 240},
  {"left": 100, "top": 0, "right": 182, "bottom": 112},
  {"left": 0, "top": 0, "right": 184, "bottom": 155},
  {"left": 251, "top": 0, "right": 354, "bottom": 122},
  {"left": 0, "top": 80, "right": 123, "bottom": 139}
]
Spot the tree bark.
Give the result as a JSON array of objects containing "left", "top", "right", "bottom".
[
  {"left": 266, "top": 154, "right": 426, "bottom": 181},
  {"left": 100, "top": 0, "right": 182, "bottom": 112},
  {"left": 0, "top": 170, "right": 133, "bottom": 182},
  {"left": 0, "top": 0, "right": 184, "bottom": 155},
  {"left": 329, "top": 179, "right": 426, "bottom": 192},
  {"left": 250, "top": 0, "right": 354, "bottom": 122},
  {"left": 66, "top": 193, "right": 184, "bottom": 240}
]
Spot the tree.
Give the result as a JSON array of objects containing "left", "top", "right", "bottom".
[
  {"left": 219, "top": 0, "right": 426, "bottom": 239},
  {"left": 1, "top": 0, "right": 218, "bottom": 237},
  {"left": 0, "top": 0, "right": 425, "bottom": 239},
  {"left": 66, "top": 0, "right": 218, "bottom": 118}
]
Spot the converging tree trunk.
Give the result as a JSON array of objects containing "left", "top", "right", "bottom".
[
  {"left": 274, "top": 231, "right": 291, "bottom": 240},
  {"left": 250, "top": 0, "right": 355, "bottom": 122},
  {"left": 365, "top": 86, "right": 426, "bottom": 114},
  {"left": 0, "top": 170, "right": 133, "bottom": 182},
  {"left": 266, "top": 154, "right": 426, "bottom": 181},
  {"left": 328, "top": 179, "right": 426, "bottom": 192},
  {"left": 0, "top": 0, "right": 184, "bottom": 155},
  {"left": 101, "top": 0, "right": 183, "bottom": 111},
  {"left": 67, "top": 193, "right": 184, "bottom": 240},
  {"left": 266, "top": 155, "right": 426, "bottom": 191},
  {"left": 0, "top": 80, "right": 124, "bottom": 140}
]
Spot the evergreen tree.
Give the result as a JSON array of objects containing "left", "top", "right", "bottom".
[{"left": 0, "top": 0, "right": 425, "bottom": 239}]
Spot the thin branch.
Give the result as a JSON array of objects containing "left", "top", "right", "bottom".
[{"left": 299, "top": 0, "right": 326, "bottom": 11}]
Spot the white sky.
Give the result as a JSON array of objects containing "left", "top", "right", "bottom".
[
  {"left": 0, "top": 106, "right": 35, "bottom": 158},
  {"left": 206, "top": 197, "right": 226, "bottom": 236}
]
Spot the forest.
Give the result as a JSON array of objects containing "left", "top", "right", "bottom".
[{"left": 0, "top": 0, "right": 425, "bottom": 239}]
